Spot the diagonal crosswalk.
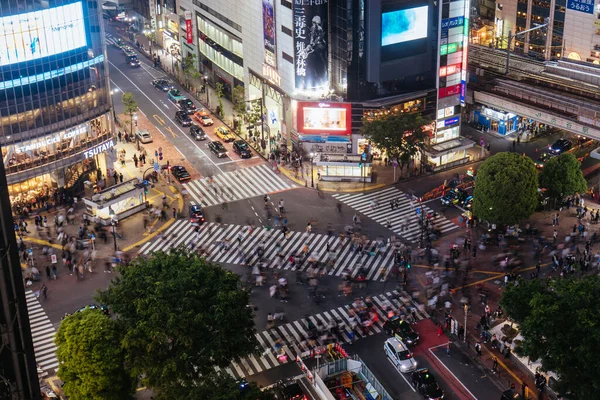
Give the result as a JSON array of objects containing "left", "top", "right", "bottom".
[
  {"left": 139, "top": 220, "right": 396, "bottom": 281},
  {"left": 333, "top": 187, "right": 458, "bottom": 243},
  {"left": 105, "top": 32, "right": 119, "bottom": 46},
  {"left": 218, "top": 290, "right": 427, "bottom": 380},
  {"left": 184, "top": 164, "right": 293, "bottom": 207},
  {"left": 25, "top": 290, "right": 58, "bottom": 377}
]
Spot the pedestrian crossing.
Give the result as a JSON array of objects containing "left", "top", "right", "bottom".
[
  {"left": 183, "top": 164, "right": 294, "bottom": 207},
  {"left": 105, "top": 32, "right": 119, "bottom": 46},
  {"left": 139, "top": 220, "right": 396, "bottom": 281},
  {"left": 219, "top": 290, "right": 427, "bottom": 380},
  {"left": 333, "top": 187, "right": 458, "bottom": 243},
  {"left": 25, "top": 290, "right": 58, "bottom": 377}
]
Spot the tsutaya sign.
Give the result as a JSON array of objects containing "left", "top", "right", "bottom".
[{"left": 84, "top": 139, "right": 115, "bottom": 159}]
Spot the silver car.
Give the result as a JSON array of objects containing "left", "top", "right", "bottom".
[
  {"left": 384, "top": 337, "right": 417, "bottom": 373},
  {"left": 136, "top": 130, "right": 152, "bottom": 144}
]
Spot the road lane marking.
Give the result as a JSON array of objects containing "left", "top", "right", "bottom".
[
  {"left": 174, "top": 146, "right": 185, "bottom": 157},
  {"left": 428, "top": 343, "right": 478, "bottom": 400},
  {"left": 164, "top": 125, "right": 178, "bottom": 138},
  {"left": 154, "top": 114, "right": 165, "bottom": 125},
  {"left": 386, "top": 357, "right": 416, "bottom": 391},
  {"left": 108, "top": 60, "right": 224, "bottom": 173}
]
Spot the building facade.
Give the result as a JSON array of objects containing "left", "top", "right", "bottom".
[
  {"left": 0, "top": 0, "right": 115, "bottom": 211},
  {"left": 496, "top": 0, "right": 600, "bottom": 63},
  {"left": 163, "top": 0, "right": 471, "bottom": 169}
]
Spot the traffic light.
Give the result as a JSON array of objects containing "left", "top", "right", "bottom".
[{"left": 407, "top": 262, "right": 411, "bottom": 269}]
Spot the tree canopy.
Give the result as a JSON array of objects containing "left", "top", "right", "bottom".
[
  {"left": 359, "top": 112, "right": 430, "bottom": 170},
  {"left": 500, "top": 276, "right": 600, "bottom": 398},
  {"left": 96, "top": 250, "right": 258, "bottom": 392},
  {"left": 159, "top": 373, "right": 276, "bottom": 400},
  {"left": 55, "top": 309, "right": 135, "bottom": 400},
  {"left": 182, "top": 53, "right": 201, "bottom": 85},
  {"left": 538, "top": 152, "right": 587, "bottom": 200},
  {"left": 121, "top": 92, "right": 138, "bottom": 134},
  {"left": 472, "top": 152, "right": 538, "bottom": 225}
]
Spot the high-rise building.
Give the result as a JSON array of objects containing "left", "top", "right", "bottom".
[
  {"left": 0, "top": 0, "right": 115, "bottom": 211},
  {"left": 146, "top": 0, "right": 473, "bottom": 172},
  {"left": 496, "top": 0, "right": 600, "bottom": 63}
]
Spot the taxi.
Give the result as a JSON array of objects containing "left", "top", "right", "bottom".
[
  {"left": 384, "top": 336, "right": 417, "bottom": 373},
  {"left": 215, "top": 126, "right": 236, "bottom": 142},
  {"left": 192, "top": 109, "right": 214, "bottom": 126}
]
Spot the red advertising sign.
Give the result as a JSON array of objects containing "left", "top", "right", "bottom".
[
  {"left": 297, "top": 102, "right": 352, "bottom": 135},
  {"left": 185, "top": 10, "right": 193, "bottom": 44},
  {"left": 439, "top": 63, "right": 462, "bottom": 77},
  {"left": 439, "top": 84, "right": 461, "bottom": 99}
]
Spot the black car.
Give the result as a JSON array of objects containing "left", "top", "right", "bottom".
[
  {"left": 549, "top": 138, "right": 572, "bottom": 155},
  {"left": 152, "top": 79, "right": 174, "bottom": 92},
  {"left": 501, "top": 389, "right": 524, "bottom": 400},
  {"left": 171, "top": 165, "right": 191, "bottom": 182},
  {"left": 177, "top": 99, "right": 197, "bottom": 114},
  {"left": 232, "top": 140, "right": 252, "bottom": 158},
  {"left": 411, "top": 368, "right": 444, "bottom": 399},
  {"left": 208, "top": 141, "right": 228, "bottom": 158},
  {"left": 126, "top": 54, "right": 140, "bottom": 67},
  {"left": 190, "top": 124, "right": 207, "bottom": 141},
  {"left": 383, "top": 316, "right": 419, "bottom": 345},
  {"left": 175, "top": 111, "right": 193, "bottom": 127},
  {"left": 440, "top": 188, "right": 469, "bottom": 207},
  {"left": 189, "top": 204, "right": 205, "bottom": 225}
]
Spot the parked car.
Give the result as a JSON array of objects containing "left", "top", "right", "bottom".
[
  {"left": 411, "top": 368, "right": 444, "bottom": 400},
  {"left": 548, "top": 138, "right": 572, "bottom": 155},
  {"left": 189, "top": 204, "right": 205, "bottom": 225},
  {"left": 177, "top": 98, "right": 197, "bottom": 114},
  {"left": 384, "top": 337, "right": 417, "bottom": 373},
  {"left": 170, "top": 165, "right": 191, "bottom": 182},
  {"left": 215, "top": 126, "right": 235, "bottom": 142},
  {"left": 136, "top": 130, "right": 152, "bottom": 144},
  {"left": 151, "top": 79, "right": 174, "bottom": 92},
  {"left": 168, "top": 89, "right": 187, "bottom": 103},
  {"left": 197, "top": 113, "right": 214, "bottom": 126},
  {"left": 175, "top": 111, "right": 192, "bottom": 127},
  {"left": 208, "top": 141, "right": 228, "bottom": 158},
  {"left": 232, "top": 140, "right": 252, "bottom": 158},
  {"left": 189, "top": 124, "right": 207, "bottom": 141}
]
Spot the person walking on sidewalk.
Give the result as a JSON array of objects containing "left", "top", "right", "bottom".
[
  {"left": 475, "top": 342, "right": 482, "bottom": 356},
  {"left": 45, "top": 266, "right": 51, "bottom": 280},
  {"left": 133, "top": 154, "right": 138, "bottom": 167},
  {"left": 492, "top": 356, "right": 498, "bottom": 373},
  {"left": 119, "top": 173, "right": 124, "bottom": 183},
  {"left": 40, "top": 284, "right": 47, "bottom": 299}
]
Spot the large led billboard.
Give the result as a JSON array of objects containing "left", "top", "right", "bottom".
[
  {"left": 381, "top": 6, "right": 428, "bottom": 46},
  {"left": 297, "top": 102, "right": 352, "bottom": 136},
  {"left": 0, "top": 2, "right": 88, "bottom": 67}
]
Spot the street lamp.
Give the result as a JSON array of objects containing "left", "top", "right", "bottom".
[
  {"left": 310, "top": 152, "right": 315, "bottom": 188},
  {"left": 109, "top": 207, "right": 118, "bottom": 252},
  {"left": 505, "top": 19, "right": 549, "bottom": 74},
  {"left": 203, "top": 75, "right": 210, "bottom": 108}
]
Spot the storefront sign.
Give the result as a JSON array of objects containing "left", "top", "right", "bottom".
[
  {"left": 441, "top": 16, "right": 465, "bottom": 29},
  {"left": 460, "top": 0, "right": 470, "bottom": 106},
  {"left": 595, "top": 19, "right": 600, "bottom": 27},
  {"left": 567, "top": 0, "right": 594, "bottom": 14},
  {"left": 302, "top": 141, "right": 350, "bottom": 154},
  {"left": 149, "top": 0, "right": 157, "bottom": 28},
  {"left": 439, "top": 63, "right": 461, "bottom": 77},
  {"left": 84, "top": 139, "right": 115, "bottom": 159},
  {"left": 185, "top": 10, "right": 193, "bottom": 44},
  {"left": 440, "top": 41, "right": 461, "bottom": 55},
  {"left": 297, "top": 101, "right": 352, "bottom": 135},
  {"left": 439, "top": 84, "right": 461, "bottom": 99},
  {"left": 293, "top": 0, "right": 329, "bottom": 91},
  {"left": 263, "top": 0, "right": 277, "bottom": 67},
  {"left": 263, "top": 63, "right": 281, "bottom": 86},
  {"left": 444, "top": 116, "right": 460, "bottom": 126},
  {"left": 15, "top": 126, "right": 87, "bottom": 153},
  {"left": 168, "top": 19, "right": 179, "bottom": 33}
]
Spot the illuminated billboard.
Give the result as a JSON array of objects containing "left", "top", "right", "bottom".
[
  {"left": 297, "top": 102, "right": 352, "bottom": 135},
  {"left": 293, "top": 1, "right": 329, "bottom": 90},
  {"left": 0, "top": 2, "right": 88, "bottom": 67},
  {"left": 263, "top": 0, "right": 276, "bottom": 67},
  {"left": 381, "top": 6, "right": 428, "bottom": 46}
]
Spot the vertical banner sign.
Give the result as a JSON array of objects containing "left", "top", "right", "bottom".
[
  {"left": 149, "top": 0, "right": 157, "bottom": 29},
  {"left": 185, "top": 10, "right": 193, "bottom": 44},
  {"left": 263, "top": 0, "right": 277, "bottom": 67},
  {"left": 293, "top": 0, "right": 329, "bottom": 91},
  {"left": 460, "top": 0, "right": 470, "bottom": 106}
]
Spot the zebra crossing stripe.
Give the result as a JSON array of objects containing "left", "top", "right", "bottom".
[
  {"left": 25, "top": 290, "right": 58, "bottom": 376},
  {"left": 217, "top": 291, "right": 427, "bottom": 380},
  {"left": 183, "top": 165, "right": 292, "bottom": 207},
  {"left": 140, "top": 223, "right": 403, "bottom": 282},
  {"left": 333, "top": 187, "right": 458, "bottom": 242}
]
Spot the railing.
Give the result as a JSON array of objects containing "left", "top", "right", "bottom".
[{"left": 351, "top": 355, "right": 394, "bottom": 400}]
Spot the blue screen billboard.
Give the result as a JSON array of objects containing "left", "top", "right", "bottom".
[
  {"left": 0, "top": 2, "right": 88, "bottom": 67},
  {"left": 381, "top": 6, "right": 428, "bottom": 46}
]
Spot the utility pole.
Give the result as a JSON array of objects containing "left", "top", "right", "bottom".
[
  {"left": 505, "top": 20, "right": 549, "bottom": 75},
  {"left": 463, "top": 303, "right": 469, "bottom": 342}
]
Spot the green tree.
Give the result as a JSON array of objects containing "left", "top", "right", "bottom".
[
  {"left": 97, "top": 250, "right": 258, "bottom": 393},
  {"left": 215, "top": 82, "right": 225, "bottom": 118},
  {"left": 182, "top": 53, "right": 201, "bottom": 90},
  {"left": 472, "top": 152, "right": 538, "bottom": 225},
  {"left": 158, "top": 373, "right": 276, "bottom": 400},
  {"left": 121, "top": 92, "right": 138, "bottom": 137},
  {"left": 539, "top": 152, "right": 587, "bottom": 202},
  {"left": 55, "top": 309, "right": 135, "bottom": 400},
  {"left": 232, "top": 85, "right": 246, "bottom": 133},
  {"left": 359, "top": 112, "right": 430, "bottom": 176},
  {"left": 500, "top": 276, "right": 600, "bottom": 398}
]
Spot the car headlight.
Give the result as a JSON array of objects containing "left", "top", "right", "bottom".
[{"left": 400, "top": 365, "right": 407, "bottom": 371}]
